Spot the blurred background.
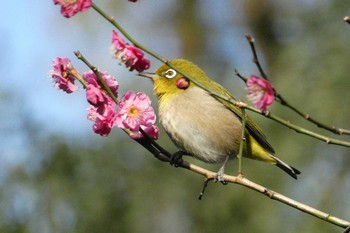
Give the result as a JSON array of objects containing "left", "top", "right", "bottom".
[{"left": 1, "top": 0, "right": 350, "bottom": 232}]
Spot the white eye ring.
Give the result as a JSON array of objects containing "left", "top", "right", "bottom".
[{"left": 164, "top": 69, "right": 177, "bottom": 79}]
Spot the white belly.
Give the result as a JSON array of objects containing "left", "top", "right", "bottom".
[{"left": 159, "top": 87, "right": 242, "bottom": 163}]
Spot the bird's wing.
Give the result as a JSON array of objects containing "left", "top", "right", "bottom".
[{"left": 205, "top": 79, "right": 275, "bottom": 154}]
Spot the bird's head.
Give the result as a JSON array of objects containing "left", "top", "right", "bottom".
[{"left": 138, "top": 59, "right": 209, "bottom": 100}]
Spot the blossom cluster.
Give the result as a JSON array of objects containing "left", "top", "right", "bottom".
[
  {"left": 246, "top": 75, "right": 275, "bottom": 111},
  {"left": 50, "top": 0, "right": 154, "bottom": 139},
  {"left": 111, "top": 30, "right": 150, "bottom": 72},
  {"left": 50, "top": 57, "right": 158, "bottom": 139}
]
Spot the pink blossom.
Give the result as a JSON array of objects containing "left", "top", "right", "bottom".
[
  {"left": 111, "top": 30, "right": 150, "bottom": 72},
  {"left": 83, "top": 71, "right": 119, "bottom": 97},
  {"left": 246, "top": 75, "right": 275, "bottom": 111},
  {"left": 84, "top": 71, "right": 119, "bottom": 137},
  {"left": 115, "top": 91, "right": 158, "bottom": 139},
  {"left": 53, "top": 0, "right": 92, "bottom": 18},
  {"left": 86, "top": 84, "right": 105, "bottom": 105},
  {"left": 111, "top": 30, "right": 127, "bottom": 51},
  {"left": 89, "top": 94, "right": 116, "bottom": 117},
  {"left": 115, "top": 91, "right": 155, "bottom": 131},
  {"left": 142, "top": 125, "right": 159, "bottom": 140},
  {"left": 51, "top": 57, "right": 78, "bottom": 93},
  {"left": 87, "top": 105, "right": 99, "bottom": 122},
  {"left": 93, "top": 110, "right": 115, "bottom": 136},
  {"left": 130, "top": 125, "right": 159, "bottom": 140},
  {"left": 83, "top": 71, "right": 118, "bottom": 114},
  {"left": 87, "top": 104, "right": 116, "bottom": 137}
]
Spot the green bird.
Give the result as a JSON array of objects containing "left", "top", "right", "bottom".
[{"left": 139, "top": 59, "right": 300, "bottom": 179}]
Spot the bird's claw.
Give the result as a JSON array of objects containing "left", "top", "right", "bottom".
[
  {"left": 170, "top": 151, "right": 185, "bottom": 167},
  {"left": 214, "top": 156, "right": 230, "bottom": 184},
  {"left": 215, "top": 167, "right": 228, "bottom": 185}
]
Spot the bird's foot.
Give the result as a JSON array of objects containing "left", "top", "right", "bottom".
[
  {"left": 215, "top": 167, "right": 228, "bottom": 185},
  {"left": 170, "top": 151, "right": 186, "bottom": 167},
  {"left": 214, "top": 156, "right": 230, "bottom": 185}
]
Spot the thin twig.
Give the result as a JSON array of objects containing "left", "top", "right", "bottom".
[
  {"left": 134, "top": 136, "right": 170, "bottom": 162},
  {"left": 275, "top": 96, "right": 350, "bottom": 135},
  {"left": 198, "top": 178, "right": 212, "bottom": 200},
  {"left": 245, "top": 35, "right": 350, "bottom": 136},
  {"left": 245, "top": 35, "right": 268, "bottom": 80},
  {"left": 139, "top": 128, "right": 172, "bottom": 159},
  {"left": 67, "top": 63, "right": 88, "bottom": 88},
  {"left": 74, "top": 51, "right": 119, "bottom": 104},
  {"left": 237, "top": 108, "right": 246, "bottom": 175},
  {"left": 234, "top": 69, "right": 247, "bottom": 83},
  {"left": 248, "top": 105, "right": 350, "bottom": 147}
]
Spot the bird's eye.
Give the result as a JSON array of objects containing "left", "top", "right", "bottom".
[{"left": 164, "top": 69, "right": 177, "bottom": 79}]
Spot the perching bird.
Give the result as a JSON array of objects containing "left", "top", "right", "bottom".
[{"left": 139, "top": 59, "right": 300, "bottom": 179}]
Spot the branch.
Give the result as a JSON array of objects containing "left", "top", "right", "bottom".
[
  {"left": 245, "top": 35, "right": 268, "bottom": 80},
  {"left": 74, "top": 50, "right": 119, "bottom": 104},
  {"left": 237, "top": 108, "right": 246, "bottom": 175},
  {"left": 245, "top": 34, "right": 350, "bottom": 136},
  {"left": 344, "top": 16, "right": 350, "bottom": 25},
  {"left": 142, "top": 140, "right": 350, "bottom": 229},
  {"left": 67, "top": 62, "right": 88, "bottom": 88}
]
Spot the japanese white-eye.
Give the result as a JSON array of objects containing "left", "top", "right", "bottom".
[{"left": 139, "top": 59, "right": 300, "bottom": 179}]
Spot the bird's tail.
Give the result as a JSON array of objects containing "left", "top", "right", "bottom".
[{"left": 271, "top": 155, "right": 301, "bottom": 179}]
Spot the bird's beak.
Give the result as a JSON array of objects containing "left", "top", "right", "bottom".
[{"left": 137, "top": 72, "right": 159, "bottom": 80}]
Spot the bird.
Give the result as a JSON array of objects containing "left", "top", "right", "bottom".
[{"left": 138, "top": 59, "right": 300, "bottom": 180}]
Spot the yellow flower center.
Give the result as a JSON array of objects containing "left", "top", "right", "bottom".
[{"left": 127, "top": 105, "right": 140, "bottom": 118}]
